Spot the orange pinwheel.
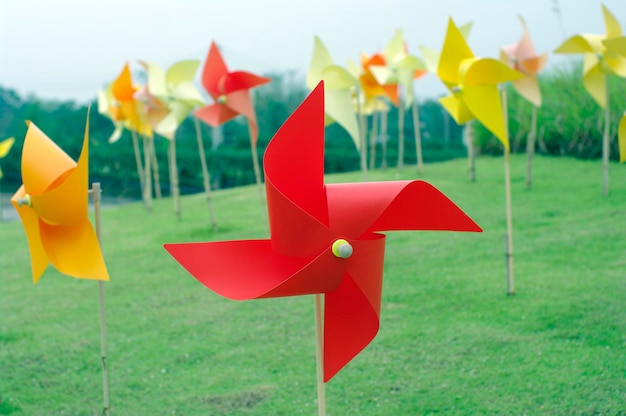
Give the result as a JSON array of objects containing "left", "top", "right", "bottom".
[
  {"left": 500, "top": 16, "right": 547, "bottom": 107},
  {"left": 99, "top": 63, "right": 151, "bottom": 140},
  {"left": 11, "top": 112, "right": 109, "bottom": 283},
  {"left": 195, "top": 41, "right": 271, "bottom": 146},
  {"left": 359, "top": 53, "right": 399, "bottom": 106}
]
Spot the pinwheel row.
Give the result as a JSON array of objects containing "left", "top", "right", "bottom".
[{"left": 97, "top": 41, "right": 270, "bottom": 220}]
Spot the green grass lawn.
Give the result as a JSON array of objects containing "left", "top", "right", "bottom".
[{"left": 1, "top": 154, "right": 625, "bottom": 415}]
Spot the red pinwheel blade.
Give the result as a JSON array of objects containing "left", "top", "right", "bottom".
[
  {"left": 194, "top": 103, "right": 240, "bottom": 127},
  {"left": 201, "top": 41, "right": 229, "bottom": 96},
  {"left": 164, "top": 240, "right": 344, "bottom": 300},
  {"left": 264, "top": 82, "right": 330, "bottom": 257},
  {"left": 323, "top": 235, "right": 386, "bottom": 381},
  {"left": 220, "top": 71, "right": 271, "bottom": 94},
  {"left": 326, "top": 181, "right": 482, "bottom": 238}
]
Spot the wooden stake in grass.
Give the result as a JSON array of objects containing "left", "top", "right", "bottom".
[
  {"left": 247, "top": 121, "right": 265, "bottom": 206},
  {"left": 92, "top": 183, "right": 111, "bottom": 416},
  {"left": 465, "top": 120, "right": 476, "bottom": 182},
  {"left": 525, "top": 105, "right": 538, "bottom": 190},
  {"left": 168, "top": 136, "right": 181, "bottom": 220},
  {"left": 142, "top": 135, "right": 153, "bottom": 211},
  {"left": 397, "top": 95, "right": 405, "bottom": 174},
  {"left": 193, "top": 118, "right": 218, "bottom": 231},
  {"left": 411, "top": 99, "right": 424, "bottom": 174},
  {"left": 150, "top": 138, "right": 162, "bottom": 199},
  {"left": 501, "top": 90, "right": 515, "bottom": 295},
  {"left": 381, "top": 109, "right": 388, "bottom": 170},
  {"left": 314, "top": 294, "right": 326, "bottom": 416},
  {"left": 130, "top": 129, "right": 145, "bottom": 201},
  {"left": 369, "top": 111, "right": 379, "bottom": 170}
]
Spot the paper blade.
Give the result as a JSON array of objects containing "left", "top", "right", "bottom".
[
  {"left": 11, "top": 186, "right": 49, "bottom": 283},
  {"left": 39, "top": 219, "right": 109, "bottom": 280},
  {"left": 264, "top": 82, "right": 330, "bottom": 256},
  {"left": 164, "top": 240, "right": 342, "bottom": 300},
  {"left": 323, "top": 235, "right": 386, "bottom": 381},
  {"left": 201, "top": 41, "right": 229, "bottom": 96}
]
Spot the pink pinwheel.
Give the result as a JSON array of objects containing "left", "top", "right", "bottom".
[
  {"left": 500, "top": 16, "right": 547, "bottom": 107},
  {"left": 165, "top": 82, "right": 481, "bottom": 382}
]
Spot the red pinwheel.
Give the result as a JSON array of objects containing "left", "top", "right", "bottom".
[
  {"left": 194, "top": 41, "right": 271, "bottom": 146},
  {"left": 165, "top": 82, "right": 481, "bottom": 382}
]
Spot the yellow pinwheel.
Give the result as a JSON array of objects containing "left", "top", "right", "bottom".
[
  {"left": 383, "top": 29, "right": 427, "bottom": 108},
  {"left": 0, "top": 137, "right": 15, "bottom": 179},
  {"left": 11, "top": 112, "right": 109, "bottom": 283},
  {"left": 437, "top": 18, "right": 522, "bottom": 150},
  {"left": 141, "top": 59, "right": 206, "bottom": 219},
  {"left": 420, "top": 21, "right": 473, "bottom": 74},
  {"left": 307, "top": 36, "right": 360, "bottom": 150},
  {"left": 554, "top": 4, "right": 626, "bottom": 108},
  {"left": 141, "top": 60, "right": 205, "bottom": 140}
]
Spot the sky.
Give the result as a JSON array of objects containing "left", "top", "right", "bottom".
[{"left": 2, "top": 0, "right": 626, "bottom": 103}]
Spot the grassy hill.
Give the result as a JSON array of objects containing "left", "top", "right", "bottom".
[{"left": 1, "top": 154, "right": 625, "bottom": 415}]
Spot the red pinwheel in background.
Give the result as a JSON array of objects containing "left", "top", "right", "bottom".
[
  {"left": 165, "top": 82, "right": 481, "bottom": 382},
  {"left": 194, "top": 41, "right": 271, "bottom": 191}
]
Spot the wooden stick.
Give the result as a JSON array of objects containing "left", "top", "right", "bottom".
[
  {"left": 411, "top": 98, "right": 424, "bottom": 174},
  {"left": 355, "top": 90, "right": 368, "bottom": 180},
  {"left": 193, "top": 118, "right": 218, "bottom": 231},
  {"left": 369, "top": 111, "right": 379, "bottom": 170},
  {"left": 314, "top": 294, "right": 326, "bottom": 416},
  {"left": 150, "top": 138, "right": 162, "bottom": 199},
  {"left": 525, "top": 105, "right": 538, "bottom": 190},
  {"left": 466, "top": 121, "right": 476, "bottom": 182},
  {"left": 142, "top": 136, "right": 152, "bottom": 211},
  {"left": 169, "top": 137, "right": 181, "bottom": 220},
  {"left": 602, "top": 75, "right": 610, "bottom": 196},
  {"left": 397, "top": 95, "right": 405, "bottom": 174},
  {"left": 130, "top": 130, "right": 145, "bottom": 197},
  {"left": 502, "top": 90, "right": 515, "bottom": 295},
  {"left": 381, "top": 109, "right": 388, "bottom": 170},
  {"left": 92, "top": 183, "right": 111, "bottom": 416},
  {"left": 247, "top": 122, "right": 265, "bottom": 206}
]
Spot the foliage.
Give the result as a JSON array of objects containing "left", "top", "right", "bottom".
[
  {"left": 0, "top": 72, "right": 465, "bottom": 199},
  {"left": 1, "top": 155, "right": 625, "bottom": 414},
  {"left": 474, "top": 60, "right": 626, "bottom": 158}
]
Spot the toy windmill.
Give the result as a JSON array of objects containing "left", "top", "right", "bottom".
[
  {"left": 307, "top": 36, "right": 362, "bottom": 175},
  {"left": 381, "top": 29, "right": 428, "bottom": 173},
  {"left": 11, "top": 111, "right": 112, "bottom": 415},
  {"left": 165, "top": 82, "right": 481, "bottom": 415},
  {"left": 501, "top": 16, "right": 547, "bottom": 190},
  {"left": 99, "top": 63, "right": 156, "bottom": 210},
  {"left": 195, "top": 41, "right": 271, "bottom": 202},
  {"left": 555, "top": 4, "right": 626, "bottom": 195},
  {"left": 141, "top": 59, "right": 216, "bottom": 225},
  {"left": 436, "top": 18, "right": 522, "bottom": 294}
]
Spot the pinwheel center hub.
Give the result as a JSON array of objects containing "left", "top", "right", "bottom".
[
  {"left": 217, "top": 95, "right": 227, "bottom": 104},
  {"left": 16, "top": 194, "right": 32, "bottom": 208},
  {"left": 332, "top": 239, "right": 353, "bottom": 259},
  {"left": 452, "top": 86, "right": 462, "bottom": 94}
]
